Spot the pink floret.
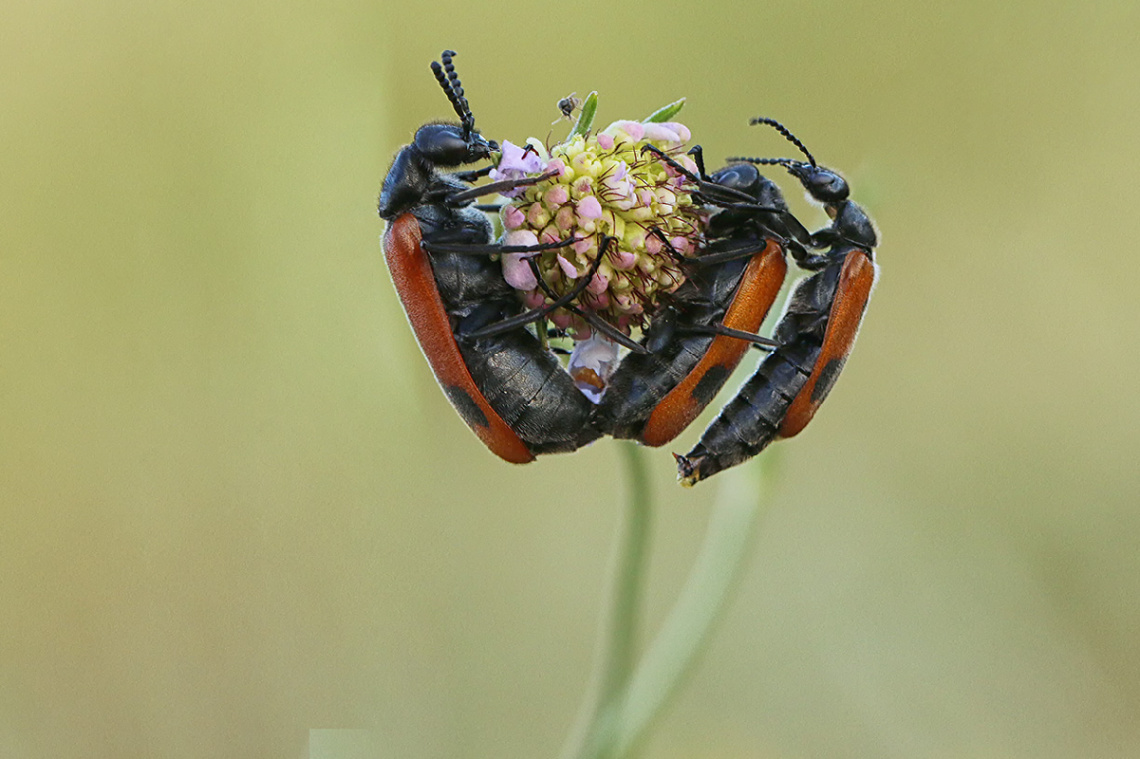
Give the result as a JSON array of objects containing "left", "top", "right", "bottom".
[{"left": 577, "top": 195, "right": 603, "bottom": 219}]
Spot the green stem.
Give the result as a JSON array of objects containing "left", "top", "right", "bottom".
[
  {"left": 561, "top": 442, "right": 653, "bottom": 759},
  {"left": 611, "top": 453, "right": 777, "bottom": 758},
  {"left": 605, "top": 443, "right": 653, "bottom": 714}
]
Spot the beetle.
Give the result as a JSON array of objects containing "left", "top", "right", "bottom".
[
  {"left": 589, "top": 139, "right": 821, "bottom": 447},
  {"left": 379, "top": 51, "right": 601, "bottom": 462},
  {"left": 676, "top": 119, "right": 879, "bottom": 486},
  {"left": 587, "top": 162, "right": 788, "bottom": 445}
]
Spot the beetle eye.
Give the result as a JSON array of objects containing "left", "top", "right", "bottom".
[
  {"left": 712, "top": 163, "right": 759, "bottom": 195},
  {"left": 823, "top": 174, "right": 848, "bottom": 201},
  {"left": 803, "top": 168, "right": 848, "bottom": 203},
  {"left": 823, "top": 172, "right": 849, "bottom": 200}
]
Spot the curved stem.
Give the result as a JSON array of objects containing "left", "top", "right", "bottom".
[
  {"left": 561, "top": 442, "right": 654, "bottom": 759},
  {"left": 605, "top": 443, "right": 653, "bottom": 714},
  {"left": 612, "top": 452, "right": 778, "bottom": 758}
]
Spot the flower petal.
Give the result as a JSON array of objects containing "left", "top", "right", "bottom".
[
  {"left": 583, "top": 290, "right": 609, "bottom": 309},
  {"left": 497, "top": 140, "right": 547, "bottom": 174},
  {"left": 557, "top": 254, "right": 579, "bottom": 279},
  {"left": 642, "top": 123, "right": 681, "bottom": 144},
  {"left": 544, "top": 184, "right": 569, "bottom": 207},
  {"left": 611, "top": 249, "right": 638, "bottom": 270},
  {"left": 662, "top": 122, "right": 691, "bottom": 143},
  {"left": 502, "top": 204, "right": 526, "bottom": 230},
  {"left": 587, "top": 271, "right": 609, "bottom": 294},
  {"left": 527, "top": 202, "right": 551, "bottom": 228},
  {"left": 568, "top": 334, "right": 620, "bottom": 404},
  {"left": 577, "top": 195, "right": 603, "bottom": 219},
  {"left": 503, "top": 253, "right": 537, "bottom": 290},
  {"left": 545, "top": 158, "right": 568, "bottom": 178},
  {"left": 505, "top": 229, "right": 540, "bottom": 248},
  {"left": 556, "top": 206, "right": 578, "bottom": 231},
  {"left": 551, "top": 313, "right": 573, "bottom": 329},
  {"left": 603, "top": 119, "right": 645, "bottom": 142},
  {"left": 671, "top": 235, "right": 693, "bottom": 255}
]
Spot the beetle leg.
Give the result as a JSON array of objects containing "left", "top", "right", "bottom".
[
  {"left": 576, "top": 313, "right": 651, "bottom": 354},
  {"left": 464, "top": 241, "right": 610, "bottom": 340},
  {"left": 452, "top": 164, "right": 495, "bottom": 183},
  {"left": 676, "top": 323, "right": 780, "bottom": 349},
  {"left": 640, "top": 143, "right": 698, "bottom": 180},
  {"left": 715, "top": 201, "right": 796, "bottom": 215},
  {"left": 647, "top": 226, "right": 779, "bottom": 269},
  {"left": 640, "top": 144, "right": 757, "bottom": 205},
  {"left": 642, "top": 146, "right": 814, "bottom": 250},
  {"left": 789, "top": 246, "right": 832, "bottom": 271},
  {"left": 646, "top": 227, "right": 694, "bottom": 264},
  {"left": 524, "top": 238, "right": 652, "bottom": 355},
  {"left": 421, "top": 236, "right": 577, "bottom": 255},
  {"left": 647, "top": 229, "right": 776, "bottom": 268},
  {"left": 444, "top": 170, "right": 558, "bottom": 206},
  {"left": 687, "top": 145, "right": 708, "bottom": 179},
  {"left": 694, "top": 240, "right": 775, "bottom": 266}
]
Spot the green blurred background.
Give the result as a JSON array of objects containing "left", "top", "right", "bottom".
[{"left": 3, "top": 0, "right": 1139, "bottom": 757}]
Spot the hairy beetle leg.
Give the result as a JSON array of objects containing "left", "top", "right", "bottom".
[
  {"left": 420, "top": 236, "right": 577, "bottom": 256},
  {"left": 523, "top": 238, "right": 652, "bottom": 355},
  {"left": 466, "top": 240, "right": 611, "bottom": 340},
  {"left": 444, "top": 170, "right": 559, "bottom": 206}
]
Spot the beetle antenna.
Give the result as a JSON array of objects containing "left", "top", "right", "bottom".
[
  {"left": 430, "top": 51, "right": 475, "bottom": 135},
  {"left": 725, "top": 156, "right": 799, "bottom": 169},
  {"left": 430, "top": 60, "right": 450, "bottom": 96},
  {"left": 748, "top": 117, "right": 816, "bottom": 167},
  {"left": 429, "top": 60, "right": 461, "bottom": 117},
  {"left": 441, "top": 50, "right": 475, "bottom": 135}
]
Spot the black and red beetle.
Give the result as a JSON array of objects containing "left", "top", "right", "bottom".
[
  {"left": 379, "top": 51, "right": 601, "bottom": 462},
  {"left": 590, "top": 157, "right": 801, "bottom": 447},
  {"left": 676, "top": 120, "right": 879, "bottom": 485}
]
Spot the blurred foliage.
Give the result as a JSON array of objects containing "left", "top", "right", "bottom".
[{"left": 2, "top": 0, "right": 1140, "bottom": 757}]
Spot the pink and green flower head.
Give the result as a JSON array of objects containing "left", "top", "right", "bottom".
[{"left": 493, "top": 95, "right": 702, "bottom": 341}]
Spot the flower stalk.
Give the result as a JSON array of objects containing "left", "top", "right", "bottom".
[
  {"left": 612, "top": 451, "right": 779, "bottom": 758},
  {"left": 563, "top": 447, "right": 780, "bottom": 759},
  {"left": 562, "top": 442, "right": 653, "bottom": 759}
]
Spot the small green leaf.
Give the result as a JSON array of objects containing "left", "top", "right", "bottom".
[
  {"left": 643, "top": 98, "right": 686, "bottom": 124},
  {"left": 568, "top": 91, "right": 599, "bottom": 140}
]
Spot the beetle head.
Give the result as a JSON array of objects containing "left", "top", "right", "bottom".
[
  {"left": 785, "top": 162, "right": 850, "bottom": 204},
  {"left": 414, "top": 123, "right": 497, "bottom": 167}
]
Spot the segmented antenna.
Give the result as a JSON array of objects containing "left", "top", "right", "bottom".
[
  {"left": 441, "top": 50, "right": 474, "bottom": 134},
  {"left": 441, "top": 52, "right": 467, "bottom": 112},
  {"left": 429, "top": 50, "right": 475, "bottom": 135},
  {"left": 725, "top": 156, "right": 799, "bottom": 170},
  {"left": 748, "top": 117, "right": 816, "bottom": 167},
  {"left": 430, "top": 59, "right": 450, "bottom": 99}
]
